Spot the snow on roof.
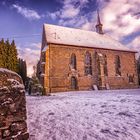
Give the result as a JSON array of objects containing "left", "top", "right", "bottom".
[{"left": 44, "top": 24, "right": 136, "bottom": 52}]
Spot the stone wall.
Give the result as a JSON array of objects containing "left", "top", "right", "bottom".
[
  {"left": 0, "top": 68, "right": 29, "bottom": 139},
  {"left": 43, "top": 44, "right": 139, "bottom": 93}
]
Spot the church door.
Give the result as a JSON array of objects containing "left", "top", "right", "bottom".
[{"left": 71, "top": 77, "right": 77, "bottom": 90}]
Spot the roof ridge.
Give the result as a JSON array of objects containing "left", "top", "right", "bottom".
[{"left": 44, "top": 23, "right": 99, "bottom": 34}]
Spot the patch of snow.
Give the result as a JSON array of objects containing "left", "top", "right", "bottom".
[
  {"left": 12, "top": 84, "right": 24, "bottom": 89},
  {"left": 0, "top": 86, "right": 9, "bottom": 90},
  {"left": 0, "top": 68, "right": 21, "bottom": 78},
  {"left": 98, "top": 53, "right": 103, "bottom": 57},
  {"left": 40, "top": 74, "right": 45, "bottom": 77},
  {"left": 41, "top": 62, "right": 45, "bottom": 65},
  {"left": 7, "top": 79, "right": 20, "bottom": 83},
  {"left": 11, "top": 131, "right": 21, "bottom": 138},
  {"left": 26, "top": 89, "right": 140, "bottom": 140},
  {"left": 42, "top": 45, "right": 48, "bottom": 52},
  {"left": 7, "top": 79, "right": 24, "bottom": 88},
  {"left": 44, "top": 24, "right": 136, "bottom": 53}
]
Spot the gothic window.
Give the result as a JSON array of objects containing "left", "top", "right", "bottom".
[
  {"left": 71, "top": 76, "right": 77, "bottom": 89},
  {"left": 103, "top": 55, "right": 108, "bottom": 76},
  {"left": 85, "top": 51, "right": 92, "bottom": 75},
  {"left": 115, "top": 55, "right": 121, "bottom": 76},
  {"left": 70, "top": 53, "right": 76, "bottom": 70}
]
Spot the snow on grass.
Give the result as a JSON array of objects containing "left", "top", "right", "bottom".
[{"left": 26, "top": 89, "right": 140, "bottom": 140}]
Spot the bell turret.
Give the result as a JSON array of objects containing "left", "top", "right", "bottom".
[{"left": 95, "top": 10, "right": 104, "bottom": 34}]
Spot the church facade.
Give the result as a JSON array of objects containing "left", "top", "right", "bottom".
[{"left": 39, "top": 15, "right": 139, "bottom": 93}]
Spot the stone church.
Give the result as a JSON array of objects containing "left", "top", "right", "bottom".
[{"left": 39, "top": 13, "right": 139, "bottom": 93}]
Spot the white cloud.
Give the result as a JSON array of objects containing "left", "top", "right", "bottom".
[
  {"left": 18, "top": 43, "right": 41, "bottom": 77},
  {"left": 81, "top": 21, "right": 93, "bottom": 30},
  {"left": 58, "top": 15, "right": 89, "bottom": 28},
  {"left": 12, "top": 4, "right": 41, "bottom": 20},
  {"left": 48, "top": 0, "right": 89, "bottom": 27},
  {"left": 1, "top": 1, "right": 6, "bottom": 6},
  {"left": 100, "top": 0, "right": 140, "bottom": 40},
  {"left": 60, "top": 4, "right": 80, "bottom": 19},
  {"left": 47, "top": 11, "right": 61, "bottom": 20}
]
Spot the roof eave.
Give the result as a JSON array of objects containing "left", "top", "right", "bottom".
[{"left": 47, "top": 42, "right": 137, "bottom": 53}]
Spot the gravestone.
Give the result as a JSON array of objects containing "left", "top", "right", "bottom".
[
  {"left": 106, "top": 83, "right": 110, "bottom": 90},
  {"left": 93, "top": 85, "right": 98, "bottom": 90}
]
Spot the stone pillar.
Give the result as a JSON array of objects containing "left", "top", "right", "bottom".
[
  {"left": 98, "top": 53, "right": 106, "bottom": 89},
  {"left": 0, "top": 68, "right": 29, "bottom": 140},
  {"left": 100, "top": 64, "right": 105, "bottom": 88}
]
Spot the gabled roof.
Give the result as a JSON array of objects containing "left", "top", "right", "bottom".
[{"left": 43, "top": 24, "right": 136, "bottom": 52}]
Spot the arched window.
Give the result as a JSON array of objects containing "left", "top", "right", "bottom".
[
  {"left": 85, "top": 51, "right": 92, "bottom": 75},
  {"left": 71, "top": 76, "right": 77, "bottom": 89},
  {"left": 103, "top": 55, "right": 108, "bottom": 76},
  {"left": 115, "top": 55, "right": 121, "bottom": 76},
  {"left": 70, "top": 53, "right": 76, "bottom": 70}
]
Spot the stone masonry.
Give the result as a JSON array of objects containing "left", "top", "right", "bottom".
[{"left": 0, "top": 68, "right": 29, "bottom": 140}]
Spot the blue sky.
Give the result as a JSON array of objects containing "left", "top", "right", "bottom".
[{"left": 0, "top": 0, "right": 140, "bottom": 76}]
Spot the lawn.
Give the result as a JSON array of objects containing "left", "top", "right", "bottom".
[{"left": 26, "top": 89, "right": 140, "bottom": 140}]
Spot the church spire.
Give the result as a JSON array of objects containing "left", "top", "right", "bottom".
[{"left": 95, "top": 9, "right": 104, "bottom": 34}]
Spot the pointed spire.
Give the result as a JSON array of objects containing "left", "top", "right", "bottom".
[
  {"left": 95, "top": 9, "right": 104, "bottom": 34},
  {"left": 97, "top": 9, "right": 101, "bottom": 25}
]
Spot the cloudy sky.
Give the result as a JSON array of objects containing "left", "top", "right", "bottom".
[{"left": 0, "top": 0, "right": 140, "bottom": 76}]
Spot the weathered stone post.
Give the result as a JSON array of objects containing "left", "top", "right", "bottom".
[{"left": 0, "top": 68, "right": 29, "bottom": 139}]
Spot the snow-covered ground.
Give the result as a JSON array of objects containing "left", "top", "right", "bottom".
[{"left": 26, "top": 89, "right": 140, "bottom": 140}]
